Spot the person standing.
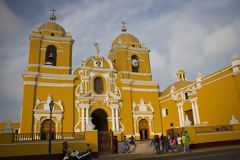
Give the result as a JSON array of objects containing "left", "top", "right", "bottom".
[
  {"left": 113, "top": 136, "right": 118, "bottom": 154},
  {"left": 185, "top": 131, "right": 188, "bottom": 138},
  {"left": 169, "top": 137, "right": 176, "bottom": 152},
  {"left": 185, "top": 136, "right": 191, "bottom": 154},
  {"left": 176, "top": 134, "right": 182, "bottom": 152},
  {"left": 160, "top": 134, "right": 164, "bottom": 151},
  {"left": 163, "top": 136, "right": 168, "bottom": 152},
  {"left": 62, "top": 141, "right": 68, "bottom": 158},
  {"left": 151, "top": 135, "right": 156, "bottom": 154},
  {"left": 181, "top": 134, "right": 186, "bottom": 152},
  {"left": 155, "top": 135, "right": 161, "bottom": 155},
  {"left": 123, "top": 136, "right": 129, "bottom": 153}
]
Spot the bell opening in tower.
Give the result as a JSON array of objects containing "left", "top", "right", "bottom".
[{"left": 45, "top": 45, "right": 57, "bottom": 66}]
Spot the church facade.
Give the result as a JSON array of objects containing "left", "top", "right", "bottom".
[{"left": 20, "top": 12, "right": 240, "bottom": 141}]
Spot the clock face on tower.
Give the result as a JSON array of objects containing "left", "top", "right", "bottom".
[{"left": 132, "top": 58, "right": 139, "bottom": 67}]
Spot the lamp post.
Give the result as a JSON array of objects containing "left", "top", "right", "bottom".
[{"left": 48, "top": 100, "right": 54, "bottom": 160}]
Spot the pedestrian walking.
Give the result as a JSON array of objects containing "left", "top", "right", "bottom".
[
  {"left": 169, "top": 137, "right": 176, "bottom": 152},
  {"left": 185, "top": 136, "right": 191, "bottom": 154},
  {"left": 181, "top": 134, "right": 186, "bottom": 152},
  {"left": 151, "top": 135, "right": 156, "bottom": 154},
  {"left": 176, "top": 134, "right": 182, "bottom": 152},
  {"left": 155, "top": 135, "right": 161, "bottom": 154}
]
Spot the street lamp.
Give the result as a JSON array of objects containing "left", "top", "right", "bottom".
[{"left": 48, "top": 100, "right": 54, "bottom": 160}]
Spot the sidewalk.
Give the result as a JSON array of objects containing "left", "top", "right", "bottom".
[{"left": 92, "top": 144, "right": 240, "bottom": 160}]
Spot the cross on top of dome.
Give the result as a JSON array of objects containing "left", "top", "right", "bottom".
[
  {"left": 121, "top": 21, "right": 127, "bottom": 32},
  {"left": 50, "top": 8, "right": 56, "bottom": 21}
]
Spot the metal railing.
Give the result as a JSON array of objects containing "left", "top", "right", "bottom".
[{"left": 13, "top": 132, "right": 85, "bottom": 142}]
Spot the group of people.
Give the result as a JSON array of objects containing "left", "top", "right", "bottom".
[
  {"left": 151, "top": 131, "right": 191, "bottom": 154},
  {"left": 123, "top": 135, "right": 136, "bottom": 153}
]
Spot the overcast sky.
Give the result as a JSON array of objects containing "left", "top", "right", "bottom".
[{"left": 0, "top": 0, "right": 240, "bottom": 122}]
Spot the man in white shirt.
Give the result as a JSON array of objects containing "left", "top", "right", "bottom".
[{"left": 177, "top": 134, "right": 182, "bottom": 152}]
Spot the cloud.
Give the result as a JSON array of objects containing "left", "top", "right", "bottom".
[{"left": 203, "top": 22, "right": 240, "bottom": 55}]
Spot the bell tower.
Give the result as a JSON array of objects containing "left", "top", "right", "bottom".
[
  {"left": 20, "top": 10, "right": 75, "bottom": 134},
  {"left": 108, "top": 23, "right": 152, "bottom": 81}
]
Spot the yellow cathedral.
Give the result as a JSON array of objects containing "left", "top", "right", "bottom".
[{"left": 19, "top": 12, "right": 240, "bottom": 142}]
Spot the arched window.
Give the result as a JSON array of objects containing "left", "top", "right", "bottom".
[
  {"left": 94, "top": 77, "right": 104, "bottom": 94},
  {"left": 45, "top": 45, "right": 57, "bottom": 66},
  {"left": 131, "top": 55, "right": 139, "bottom": 72}
]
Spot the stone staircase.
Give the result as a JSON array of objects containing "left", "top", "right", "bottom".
[
  {"left": 132, "top": 140, "right": 153, "bottom": 154},
  {"left": 118, "top": 140, "right": 153, "bottom": 154}
]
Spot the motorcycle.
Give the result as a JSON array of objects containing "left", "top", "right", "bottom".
[{"left": 63, "top": 149, "right": 92, "bottom": 160}]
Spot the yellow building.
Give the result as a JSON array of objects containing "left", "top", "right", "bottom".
[
  {"left": 19, "top": 12, "right": 240, "bottom": 142},
  {"left": 159, "top": 55, "right": 240, "bottom": 136}
]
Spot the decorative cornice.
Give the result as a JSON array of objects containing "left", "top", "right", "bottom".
[
  {"left": 29, "top": 33, "right": 74, "bottom": 43},
  {"left": 28, "top": 64, "right": 72, "bottom": 70},
  {"left": 120, "top": 71, "right": 151, "bottom": 76},
  {"left": 22, "top": 71, "right": 76, "bottom": 80},
  {"left": 120, "top": 79, "right": 159, "bottom": 86}
]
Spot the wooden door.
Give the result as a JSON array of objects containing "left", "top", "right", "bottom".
[
  {"left": 98, "top": 131, "right": 113, "bottom": 154},
  {"left": 139, "top": 119, "right": 148, "bottom": 140},
  {"left": 40, "top": 119, "right": 55, "bottom": 140},
  {"left": 185, "top": 109, "right": 194, "bottom": 125}
]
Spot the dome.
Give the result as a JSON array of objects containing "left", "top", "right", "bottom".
[
  {"left": 161, "top": 80, "right": 191, "bottom": 96},
  {"left": 39, "top": 21, "right": 66, "bottom": 34},
  {"left": 112, "top": 33, "right": 141, "bottom": 48}
]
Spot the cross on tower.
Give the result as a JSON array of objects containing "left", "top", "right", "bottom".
[
  {"left": 50, "top": 8, "right": 56, "bottom": 21},
  {"left": 121, "top": 21, "right": 126, "bottom": 26},
  {"left": 121, "top": 21, "right": 127, "bottom": 32},
  {"left": 50, "top": 8, "right": 56, "bottom": 14}
]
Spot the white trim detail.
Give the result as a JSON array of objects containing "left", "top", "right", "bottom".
[
  {"left": 122, "top": 87, "right": 159, "bottom": 92},
  {"left": 28, "top": 64, "right": 72, "bottom": 70},
  {"left": 120, "top": 71, "right": 151, "bottom": 76},
  {"left": 120, "top": 79, "right": 159, "bottom": 86},
  {"left": 22, "top": 72, "right": 76, "bottom": 80},
  {"left": 23, "top": 81, "right": 74, "bottom": 87}
]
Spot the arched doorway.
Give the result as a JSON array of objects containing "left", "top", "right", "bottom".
[
  {"left": 91, "top": 109, "right": 108, "bottom": 131},
  {"left": 40, "top": 119, "right": 55, "bottom": 140},
  {"left": 139, "top": 119, "right": 148, "bottom": 140}
]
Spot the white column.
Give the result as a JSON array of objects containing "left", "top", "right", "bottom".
[
  {"left": 180, "top": 105, "right": 185, "bottom": 126},
  {"left": 177, "top": 105, "right": 183, "bottom": 127},
  {"left": 133, "top": 116, "right": 137, "bottom": 135},
  {"left": 194, "top": 101, "right": 200, "bottom": 124},
  {"left": 112, "top": 108, "right": 115, "bottom": 131},
  {"left": 191, "top": 101, "right": 197, "bottom": 125},
  {"left": 81, "top": 107, "right": 85, "bottom": 131},
  {"left": 115, "top": 108, "right": 119, "bottom": 131},
  {"left": 149, "top": 117, "right": 152, "bottom": 134},
  {"left": 86, "top": 107, "right": 89, "bottom": 125}
]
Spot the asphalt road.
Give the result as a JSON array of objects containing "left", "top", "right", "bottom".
[
  {"left": 137, "top": 147, "right": 240, "bottom": 160},
  {"left": 95, "top": 146, "right": 240, "bottom": 160}
]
